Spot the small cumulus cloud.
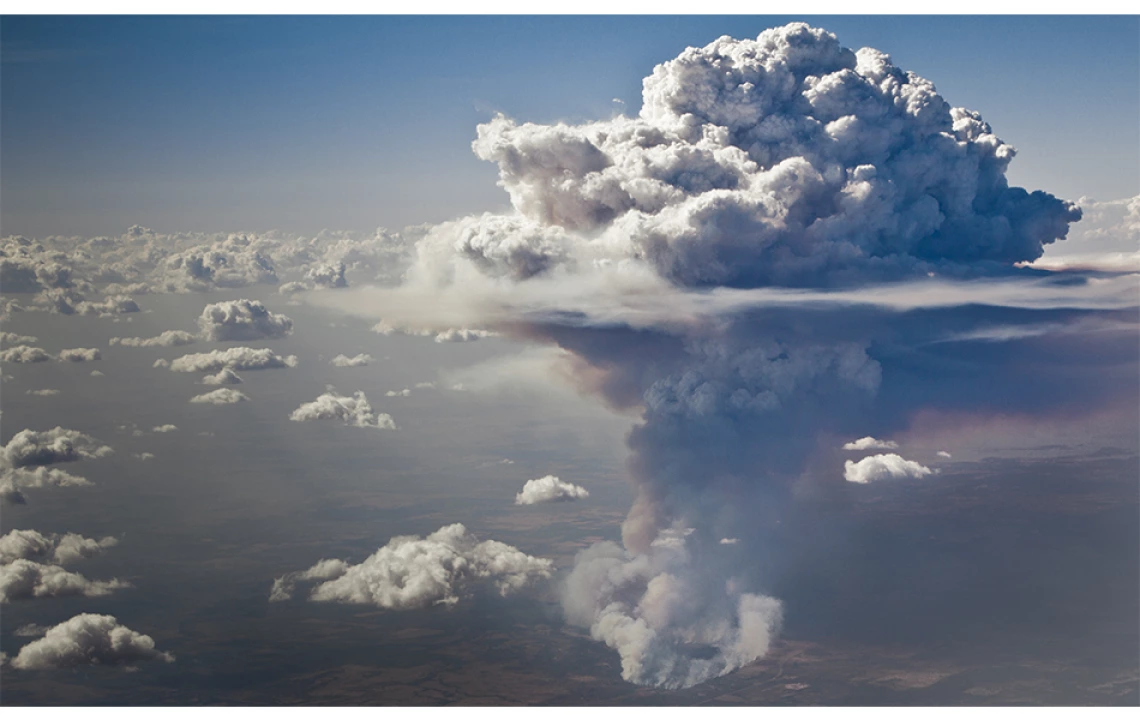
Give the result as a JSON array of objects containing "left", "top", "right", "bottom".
[
  {"left": 269, "top": 523, "right": 552, "bottom": 609},
  {"left": 57, "top": 347, "right": 101, "bottom": 362},
  {"left": 842, "top": 436, "right": 898, "bottom": 451},
  {"left": 0, "top": 345, "right": 53, "bottom": 363},
  {"left": 109, "top": 330, "right": 197, "bottom": 348},
  {"left": 844, "top": 453, "right": 934, "bottom": 484},
  {"left": 514, "top": 475, "right": 590, "bottom": 505},
  {"left": 329, "top": 353, "right": 373, "bottom": 367},
  {"left": 289, "top": 389, "right": 394, "bottom": 429},
  {"left": 197, "top": 299, "right": 294, "bottom": 342},
  {"left": 6, "top": 614, "right": 173, "bottom": 669},
  {"left": 168, "top": 347, "right": 297, "bottom": 373},
  {"left": 201, "top": 368, "right": 244, "bottom": 385},
  {"left": 189, "top": 388, "right": 250, "bottom": 405},
  {"left": 26, "top": 389, "right": 60, "bottom": 396}
]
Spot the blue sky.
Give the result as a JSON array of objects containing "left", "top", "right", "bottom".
[{"left": 2, "top": 15, "right": 1138, "bottom": 237}]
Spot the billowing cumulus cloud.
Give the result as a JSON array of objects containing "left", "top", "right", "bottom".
[
  {"left": 0, "top": 467, "right": 92, "bottom": 505},
  {"left": 937, "top": 450, "right": 952, "bottom": 459},
  {"left": 843, "top": 453, "right": 934, "bottom": 484},
  {"left": 7, "top": 614, "right": 174, "bottom": 669},
  {"left": 514, "top": 475, "right": 590, "bottom": 505},
  {"left": 2, "top": 427, "right": 112, "bottom": 469},
  {"left": 197, "top": 299, "right": 294, "bottom": 342},
  {"left": 308, "top": 22, "right": 1132, "bottom": 690},
  {"left": 1, "top": 345, "right": 53, "bottom": 363},
  {"left": 0, "top": 559, "right": 129, "bottom": 602},
  {"left": 0, "top": 529, "right": 117, "bottom": 565},
  {"left": 305, "top": 262, "right": 348, "bottom": 288},
  {"left": 270, "top": 523, "right": 552, "bottom": 609},
  {"left": 152, "top": 424, "right": 178, "bottom": 433},
  {"left": 189, "top": 388, "right": 250, "bottom": 405},
  {"left": 288, "top": 389, "right": 394, "bottom": 428},
  {"left": 201, "top": 368, "right": 244, "bottom": 385},
  {"left": 329, "top": 353, "right": 373, "bottom": 367},
  {"left": 168, "top": 347, "right": 298, "bottom": 373},
  {"left": 841, "top": 436, "right": 898, "bottom": 451},
  {"left": 0, "top": 331, "right": 38, "bottom": 345},
  {"left": 57, "top": 347, "right": 101, "bottom": 362},
  {"left": 109, "top": 330, "right": 197, "bottom": 348}
]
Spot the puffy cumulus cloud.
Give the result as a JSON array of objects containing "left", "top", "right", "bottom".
[
  {"left": 425, "top": 22, "right": 1080, "bottom": 291},
  {"left": 0, "top": 529, "right": 117, "bottom": 565},
  {"left": 0, "top": 467, "right": 92, "bottom": 505},
  {"left": 26, "top": 389, "right": 60, "bottom": 396},
  {"left": 288, "top": 389, "right": 394, "bottom": 429},
  {"left": 841, "top": 436, "right": 898, "bottom": 451},
  {"left": 201, "top": 368, "right": 244, "bottom": 385},
  {"left": 109, "top": 330, "right": 197, "bottom": 348},
  {"left": 168, "top": 347, "right": 298, "bottom": 373},
  {"left": 305, "top": 262, "right": 348, "bottom": 288},
  {"left": 1, "top": 345, "right": 53, "bottom": 363},
  {"left": 197, "top": 299, "right": 294, "bottom": 342},
  {"left": 189, "top": 388, "right": 250, "bottom": 405},
  {"left": 564, "top": 528, "right": 782, "bottom": 689},
  {"left": 7, "top": 614, "right": 173, "bottom": 669},
  {"left": 514, "top": 475, "right": 590, "bottom": 505},
  {"left": 2, "top": 427, "right": 112, "bottom": 469},
  {"left": 0, "top": 222, "right": 421, "bottom": 307},
  {"left": 0, "top": 560, "right": 129, "bottom": 603},
  {"left": 152, "top": 424, "right": 178, "bottom": 433},
  {"left": 843, "top": 453, "right": 934, "bottom": 484},
  {"left": 433, "top": 328, "right": 498, "bottom": 343},
  {"left": 57, "top": 347, "right": 101, "bottom": 362},
  {"left": 937, "top": 450, "right": 952, "bottom": 459},
  {"left": 0, "top": 331, "right": 38, "bottom": 345},
  {"left": 272, "top": 23, "right": 1132, "bottom": 689},
  {"left": 269, "top": 523, "right": 552, "bottom": 608},
  {"left": 329, "top": 353, "right": 373, "bottom": 367}
]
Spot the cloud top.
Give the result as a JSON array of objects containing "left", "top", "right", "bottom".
[
  {"left": 843, "top": 453, "right": 934, "bottom": 484},
  {"left": 270, "top": 523, "right": 553, "bottom": 609},
  {"left": 514, "top": 475, "right": 590, "bottom": 505}
]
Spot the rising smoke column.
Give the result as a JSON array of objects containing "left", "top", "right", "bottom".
[{"left": 359, "top": 23, "right": 1103, "bottom": 688}]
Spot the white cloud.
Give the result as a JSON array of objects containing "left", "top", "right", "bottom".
[
  {"left": 329, "top": 353, "right": 373, "bottom": 367},
  {"left": 514, "top": 475, "right": 590, "bottom": 505},
  {"left": 109, "top": 330, "right": 197, "bottom": 348},
  {"left": 189, "top": 388, "right": 250, "bottom": 405},
  {"left": 197, "top": 299, "right": 294, "bottom": 342},
  {"left": 1, "top": 345, "right": 53, "bottom": 363},
  {"left": 134, "top": 452, "right": 155, "bottom": 461},
  {"left": 843, "top": 453, "right": 934, "bottom": 484},
  {"left": 151, "top": 424, "right": 178, "bottom": 433},
  {"left": 289, "top": 389, "right": 394, "bottom": 429},
  {"left": 201, "top": 368, "right": 244, "bottom": 385},
  {"left": 0, "top": 559, "right": 126, "bottom": 602},
  {"left": 0, "top": 331, "right": 38, "bottom": 345},
  {"left": 168, "top": 347, "right": 298, "bottom": 373},
  {"left": 7, "top": 614, "right": 173, "bottom": 669},
  {"left": 58, "top": 347, "right": 101, "bottom": 362},
  {"left": 0, "top": 467, "right": 92, "bottom": 505},
  {"left": 90, "top": 370, "right": 104, "bottom": 377},
  {"left": 2, "top": 427, "right": 112, "bottom": 469},
  {"left": 26, "top": 389, "right": 60, "bottom": 396},
  {"left": 0, "top": 529, "right": 117, "bottom": 565},
  {"left": 270, "top": 523, "right": 552, "bottom": 609},
  {"left": 842, "top": 436, "right": 898, "bottom": 451},
  {"left": 937, "top": 450, "right": 952, "bottom": 459},
  {"left": 385, "top": 389, "right": 411, "bottom": 397}
]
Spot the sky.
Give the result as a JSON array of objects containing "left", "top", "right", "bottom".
[
  {"left": 2, "top": 15, "right": 1138, "bottom": 238},
  {"left": 1, "top": 15, "right": 1138, "bottom": 706}
]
